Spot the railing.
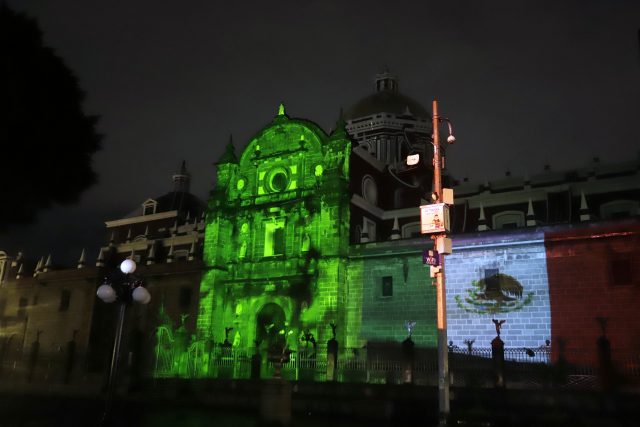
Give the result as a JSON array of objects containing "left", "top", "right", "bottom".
[
  {"left": 449, "top": 346, "right": 552, "bottom": 364},
  {"left": 1, "top": 345, "right": 638, "bottom": 391}
]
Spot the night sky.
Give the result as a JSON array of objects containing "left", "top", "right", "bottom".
[{"left": 3, "top": 0, "right": 640, "bottom": 265}]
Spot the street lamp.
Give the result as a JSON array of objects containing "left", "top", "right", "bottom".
[
  {"left": 395, "top": 102, "right": 455, "bottom": 424},
  {"left": 395, "top": 101, "right": 456, "bottom": 424},
  {"left": 432, "top": 100, "right": 456, "bottom": 425},
  {"left": 96, "top": 258, "right": 151, "bottom": 425}
]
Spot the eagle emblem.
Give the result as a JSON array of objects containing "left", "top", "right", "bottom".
[
  {"left": 477, "top": 273, "right": 523, "bottom": 302},
  {"left": 455, "top": 272, "right": 534, "bottom": 315}
]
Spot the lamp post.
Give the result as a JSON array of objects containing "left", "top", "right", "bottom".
[
  {"left": 430, "top": 99, "right": 455, "bottom": 425},
  {"left": 96, "top": 258, "right": 151, "bottom": 425}
]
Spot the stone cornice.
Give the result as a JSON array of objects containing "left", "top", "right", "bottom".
[{"left": 105, "top": 210, "right": 178, "bottom": 228}]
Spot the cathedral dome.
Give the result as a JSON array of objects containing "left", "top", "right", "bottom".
[{"left": 344, "top": 71, "right": 429, "bottom": 120}]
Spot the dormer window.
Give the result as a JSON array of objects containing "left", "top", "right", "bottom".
[
  {"left": 142, "top": 199, "right": 158, "bottom": 216},
  {"left": 493, "top": 211, "right": 525, "bottom": 230}
]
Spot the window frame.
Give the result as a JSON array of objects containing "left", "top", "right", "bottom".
[
  {"left": 492, "top": 211, "right": 525, "bottom": 230},
  {"left": 142, "top": 199, "right": 158, "bottom": 216},
  {"left": 59, "top": 289, "right": 71, "bottom": 312},
  {"left": 381, "top": 276, "right": 393, "bottom": 298}
]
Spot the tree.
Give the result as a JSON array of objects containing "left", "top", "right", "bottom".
[{"left": 1, "top": 4, "right": 101, "bottom": 229}]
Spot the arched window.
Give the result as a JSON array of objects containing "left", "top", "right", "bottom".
[
  {"left": 363, "top": 217, "right": 376, "bottom": 242},
  {"left": 142, "top": 199, "right": 157, "bottom": 216},
  {"left": 492, "top": 211, "right": 525, "bottom": 229},
  {"left": 401, "top": 222, "right": 421, "bottom": 239},
  {"left": 264, "top": 220, "right": 286, "bottom": 257},
  {"left": 362, "top": 175, "right": 378, "bottom": 206}
]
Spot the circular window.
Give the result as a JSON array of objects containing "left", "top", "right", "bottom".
[
  {"left": 267, "top": 168, "right": 289, "bottom": 192},
  {"left": 236, "top": 178, "right": 245, "bottom": 191}
]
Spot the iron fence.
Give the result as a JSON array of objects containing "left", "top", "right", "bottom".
[{"left": 1, "top": 345, "right": 638, "bottom": 391}]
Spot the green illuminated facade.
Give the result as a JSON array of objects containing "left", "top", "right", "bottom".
[
  {"left": 153, "top": 103, "right": 439, "bottom": 379},
  {"left": 198, "top": 105, "right": 353, "bottom": 355}
]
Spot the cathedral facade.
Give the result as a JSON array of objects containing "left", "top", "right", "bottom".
[{"left": 196, "top": 105, "right": 352, "bottom": 361}]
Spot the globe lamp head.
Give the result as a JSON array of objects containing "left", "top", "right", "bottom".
[
  {"left": 96, "top": 284, "right": 116, "bottom": 303},
  {"left": 120, "top": 259, "right": 137, "bottom": 275}
]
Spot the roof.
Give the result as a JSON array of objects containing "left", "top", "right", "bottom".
[
  {"left": 344, "top": 90, "right": 429, "bottom": 120},
  {"left": 154, "top": 191, "right": 205, "bottom": 216},
  {"left": 124, "top": 191, "right": 206, "bottom": 219},
  {"left": 238, "top": 109, "right": 329, "bottom": 165}
]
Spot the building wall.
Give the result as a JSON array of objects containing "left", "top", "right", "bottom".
[
  {"left": 0, "top": 268, "right": 98, "bottom": 369},
  {"left": 195, "top": 112, "right": 352, "bottom": 368},
  {"left": 351, "top": 240, "right": 438, "bottom": 346},
  {"left": 446, "top": 230, "right": 552, "bottom": 349},
  {"left": 544, "top": 220, "right": 640, "bottom": 364}
]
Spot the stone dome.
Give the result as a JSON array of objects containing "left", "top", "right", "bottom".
[{"left": 344, "top": 72, "right": 429, "bottom": 120}]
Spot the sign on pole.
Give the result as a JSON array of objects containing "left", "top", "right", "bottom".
[
  {"left": 420, "top": 203, "right": 450, "bottom": 234},
  {"left": 422, "top": 249, "right": 440, "bottom": 266}
]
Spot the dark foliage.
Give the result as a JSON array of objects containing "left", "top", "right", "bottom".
[{"left": 1, "top": 4, "right": 101, "bottom": 229}]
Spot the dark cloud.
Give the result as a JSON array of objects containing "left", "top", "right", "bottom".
[{"left": 3, "top": 0, "right": 639, "bottom": 264}]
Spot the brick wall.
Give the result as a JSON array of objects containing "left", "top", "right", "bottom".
[
  {"left": 446, "top": 230, "right": 552, "bottom": 349},
  {"left": 544, "top": 220, "right": 640, "bottom": 364},
  {"left": 353, "top": 240, "right": 438, "bottom": 346}
]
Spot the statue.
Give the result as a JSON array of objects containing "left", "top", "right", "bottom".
[
  {"left": 327, "top": 323, "right": 338, "bottom": 382},
  {"left": 222, "top": 327, "right": 233, "bottom": 347},
  {"left": 180, "top": 313, "right": 189, "bottom": 326},
  {"left": 492, "top": 319, "right": 506, "bottom": 336},
  {"left": 463, "top": 338, "right": 475, "bottom": 354},
  {"left": 404, "top": 321, "right": 416, "bottom": 338},
  {"left": 301, "top": 330, "right": 316, "bottom": 352},
  {"left": 329, "top": 322, "right": 337, "bottom": 340}
]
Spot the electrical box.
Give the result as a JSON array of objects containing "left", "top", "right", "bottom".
[
  {"left": 436, "top": 237, "right": 453, "bottom": 255},
  {"left": 442, "top": 188, "right": 454, "bottom": 205},
  {"left": 430, "top": 265, "right": 441, "bottom": 278}
]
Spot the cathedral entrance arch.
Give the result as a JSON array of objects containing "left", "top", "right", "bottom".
[{"left": 256, "top": 303, "right": 286, "bottom": 352}]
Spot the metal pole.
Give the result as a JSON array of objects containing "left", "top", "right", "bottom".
[
  {"left": 102, "top": 302, "right": 127, "bottom": 425},
  {"left": 432, "top": 100, "right": 442, "bottom": 201},
  {"left": 432, "top": 100, "right": 450, "bottom": 424}
]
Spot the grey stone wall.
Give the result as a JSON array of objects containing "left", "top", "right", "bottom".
[{"left": 446, "top": 230, "right": 552, "bottom": 349}]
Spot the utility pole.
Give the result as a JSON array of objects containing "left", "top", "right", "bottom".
[{"left": 431, "top": 99, "right": 450, "bottom": 424}]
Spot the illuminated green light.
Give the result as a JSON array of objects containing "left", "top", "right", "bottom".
[
  {"left": 190, "top": 107, "right": 352, "bottom": 364},
  {"left": 264, "top": 219, "right": 285, "bottom": 257},
  {"left": 153, "top": 105, "right": 436, "bottom": 381}
]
